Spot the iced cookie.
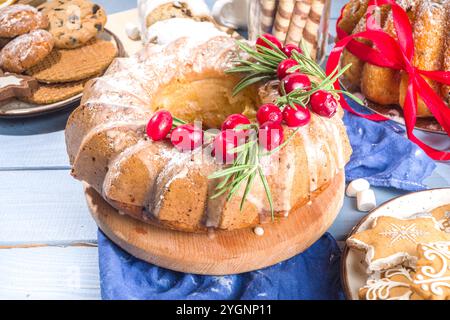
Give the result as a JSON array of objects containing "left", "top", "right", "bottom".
[
  {"left": 347, "top": 215, "right": 450, "bottom": 271},
  {"left": 0, "top": 71, "right": 38, "bottom": 101},
  {"left": 0, "top": 4, "right": 49, "bottom": 38},
  {"left": 430, "top": 204, "right": 450, "bottom": 233},
  {"left": 38, "top": 0, "right": 107, "bottom": 49},
  {"left": 0, "top": 29, "right": 54, "bottom": 73},
  {"left": 359, "top": 266, "right": 423, "bottom": 300},
  {"left": 412, "top": 242, "right": 450, "bottom": 300}
]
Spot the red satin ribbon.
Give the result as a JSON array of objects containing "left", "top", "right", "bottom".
[{"left": 328, "top": 0, "right": 450, "bottom": 161}]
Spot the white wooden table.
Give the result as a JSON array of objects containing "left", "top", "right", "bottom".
[{"left": 0, "top": 0, "right": 448, "bottom": 300}]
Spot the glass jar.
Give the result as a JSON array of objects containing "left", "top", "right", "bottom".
[{"left": 247, "top": 0, "right": 331, "bottom": 63}]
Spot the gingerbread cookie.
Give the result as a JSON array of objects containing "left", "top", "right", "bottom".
[
  {"left": 0, "top": 4, "right": 49, "bottom": 38},
  {"left": 412, "top": 242, "right": 450, "bottom": 300},
  {"left": 0, "top": 71, "right": 38, "bottom": 101},
  {"left": 0, "top": 29, "right": 54, "bottom": 73},
  {"left": 431, "top": 204, "right": 450, "bottom": 233},
  {"left": 347, "top": 215, "right": 450, "bottom": 271},
  {"left": 359, "top": 266, "right": 423, "bottom": 300},
  {"left": 38, "top": 0, "right": 107, "bottom": 49},
  {"left": 26, "top": 38, "right": 116, "bottom": 83}
]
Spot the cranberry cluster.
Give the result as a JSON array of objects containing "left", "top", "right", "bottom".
[
  {"left": 146, "top": 110, "right": 276, "bottom": 163},
  {"left": 146, "top": 111, "right": 204, "bottom": 153},
  {"left": 257, "top": 34, "right": 339, "bottom": 119}
]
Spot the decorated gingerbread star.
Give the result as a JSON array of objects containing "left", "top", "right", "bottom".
[
  {"left": 0, "top": 70, "right": 38, "bottom": 101},
  {"left": 347, "top": 215, "right": 450, "bottom": 272},
  {"left": 359, "top": 266, "right": 423, "bottom": 300},
  {"left": 412, "top": 242, "right": 450, "bottom": 300}
]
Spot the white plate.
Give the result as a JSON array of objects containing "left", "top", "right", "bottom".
[{"left": 341, "top": 188, "right": 450, "bottom": 300}]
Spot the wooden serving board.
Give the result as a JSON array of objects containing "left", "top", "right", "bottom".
[{"left": 85, "top": 171, "right": 345, "bottom": 275}]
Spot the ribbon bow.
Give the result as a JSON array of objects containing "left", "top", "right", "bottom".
[{"left": 327, "top": 0, "right": 450, "bottom": 161}]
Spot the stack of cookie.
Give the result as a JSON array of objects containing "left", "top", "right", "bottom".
[
  {"left": 260, "top": 0, "right": 328, "bottom": 60},
  {"left": 347, "top": 204, "right": 450, "bottom": 300},
  {"left": 0, "top": 0, "right": 117, "bottom": 105}
]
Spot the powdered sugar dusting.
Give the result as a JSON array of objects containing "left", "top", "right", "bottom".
[{"left": 0, "top": 4, "right": 47, "bottom": 37}]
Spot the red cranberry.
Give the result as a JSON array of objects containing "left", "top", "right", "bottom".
[
  {"left": 282, "top": 105, "right": 311, "bottom": 127},
  {"left": 277, "top": 59, "right": 298, "bottom": 80},
  {"left": 212, "top": 130, "right": 239, "bottom": 164},
  {"left": 170, "top": 124, "right": 203, "bottom": 152},
  {"left": 310, "top": 90, "right": 338, "bottom": 118},
  {"left": 256, "top": 33, "right": 282, "bottom": 52},
  {"left": 259, "top": 121, "right": 284, "bottom": 151},
  {"left": 282, "top": 44, "right": 302, "bottom": 57},
  {"left": 146, "top": 110, "right": 173, "bottom": 141},
  {"left": 221, "top": 114, "right": 250, "bottom": 131},
  {"left": 256, "top": 104, "right": 283, "bottom": 125},
  {"left": 280, "top": 72, "right": 311, "bottom": 94}
]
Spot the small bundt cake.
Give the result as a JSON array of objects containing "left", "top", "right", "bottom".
[
  {"left": 65, "top": 20, "right": 352, "bottom": 233},
  {"left": 339, "top": 0, "right": 449, "bottom": 117}
]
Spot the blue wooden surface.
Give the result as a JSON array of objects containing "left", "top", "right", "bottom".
[{"left": 0, "top": 0, "right": 448, "bottom": 300}]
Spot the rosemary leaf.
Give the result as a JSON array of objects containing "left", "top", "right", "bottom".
[
  {"left": 233, "top": 74, "right": 271, "bottom": 96},
  {"left": 208, "top": 164, "right": 255, "bottom": 179},
  {"left": 258, "top": 167, "right": 274, "bottom": 219},
  {"left": 240, "top": 172, "right": 256, "bottom": 211}
]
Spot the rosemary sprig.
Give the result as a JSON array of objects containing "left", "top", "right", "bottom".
[{"left": 208, "top": 132, "right": 278, "bottom": 219}]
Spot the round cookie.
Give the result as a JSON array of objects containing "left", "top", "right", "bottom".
[
  {"left": 21, "top": 78, "right": 90, "bottom": 105},
  {"left": 0, "top": 4, "right": 49, "bottom": 38},
  {"left": 26, "top": 38, "right": 117, "bottom": 83},
  {"left": 38, "top": 0, "right": 107, "bottom": 49},
  {"left": 0, "top": 29, "right": 54, "bottom": 73}
]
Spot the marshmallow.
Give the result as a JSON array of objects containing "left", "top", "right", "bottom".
[
  {"left": 346, "top": 178, "right": 370, "bottom": 197},
  {"left": 357, "top": 189, "right": 377, "bottom": 212},
  {"left": 254, "top": 226, "right": 265, "bottom": 236},
  {"left": 125, "top": 23, "right": 141, "bottom": 41}
]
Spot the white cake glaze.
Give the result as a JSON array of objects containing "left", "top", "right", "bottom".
[{"left": 144, "top": 18, "right": 226, "bottom": 46}]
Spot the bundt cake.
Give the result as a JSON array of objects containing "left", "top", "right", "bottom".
[
  {"left": 65, "top": 17, "right": 352, "bottom": 233},
  {"left": 339, "top": 0, "right": 449, "bottom": 117}
]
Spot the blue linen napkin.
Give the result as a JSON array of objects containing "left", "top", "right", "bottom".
[
  {"left": 97, "top": 98, "right": 436, "bottom": 300},
  {"left": 343, "top": 99, "right": 436, "bottom": 191},
  {"left": 98, "top": 231, "right": 344, "bottom": 300}
]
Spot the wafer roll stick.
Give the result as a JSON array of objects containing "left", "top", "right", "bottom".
[
  {"left": 361, "top": 11, "right": 400, "bottom": 105},
  {"left": 285, "top": 0, "right": 312, "bottom": 45},
  {"left": 272, "top": 0, "right": 295, "bottom": 43},
  {"left": 301, "top": 0, "right": 325, "bottom": 60},
  {"left": 399, "top": 0, "right": 447, "bottom": 117},
  {"left": 261, "top": 0, "right": 279, "bottom": 33}
]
